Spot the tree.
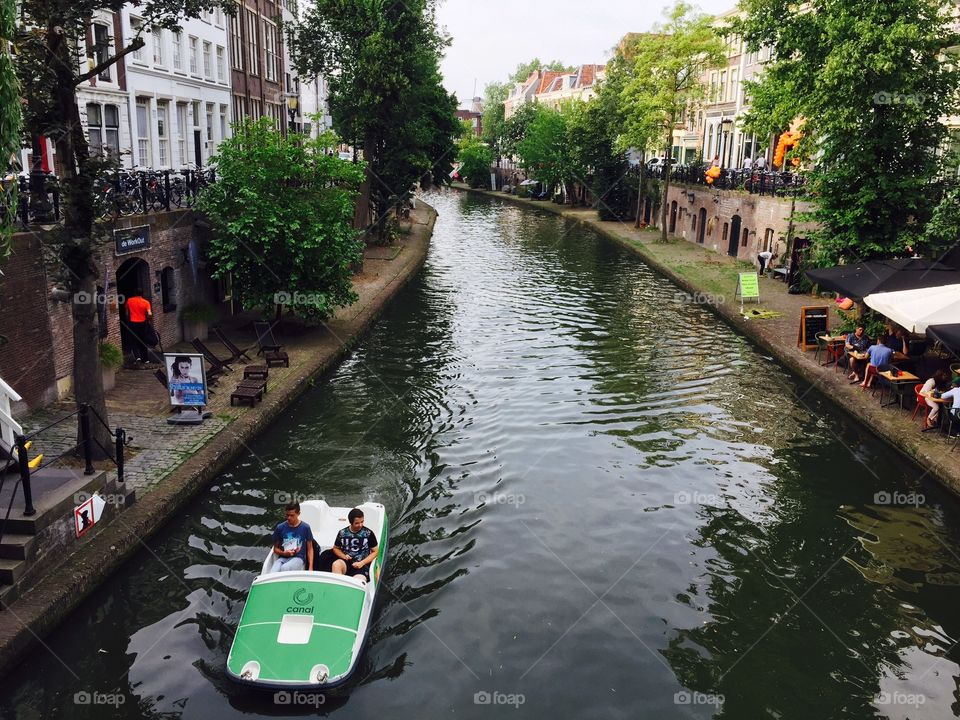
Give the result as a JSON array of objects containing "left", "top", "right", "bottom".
[
  {"left": 457, "top": 132, "right": 493, "bottom": 189},
  {"left": 196, "top": 119, "right": 365, "bottom": 320},
  {"left": 289, "top": 0, "right": 458, "bottom": 239},
  {"left": 0, "top": 0, "right": 20, "bottom": 255},
  {"left": 502, "top": 101, "right": 540, "bottom": 160},
  {"left": 15, "top": 0, "right": 231, "bottom": 456},
  {"left": 510, "top": 58, "right": 574, "bottom": 84},
  {"left": 620, "top": 2, "right": 725, "bottom": 241},
  {"left": 733, "top": 0, "right": 960, "bottom": 264},
  {"left": 515, "top": 104, "right": 581, "bottom": 201},
  {"left": 481, "top": 81, "right": 509, "bottom": 164}
]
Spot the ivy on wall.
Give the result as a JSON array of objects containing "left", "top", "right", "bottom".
[{"left": 0, "top": 0, "right": 20, "bottom": 258}]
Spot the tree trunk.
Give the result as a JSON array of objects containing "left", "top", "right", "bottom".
[
  {"left": 635, "top": 159, "right": 644, "bottom": 228},
  {"left": 50, "top": 23, "right": 113, "bottom": 459},
  {"left": 660, "top": 131, "right": 671, "bottom": 243}
]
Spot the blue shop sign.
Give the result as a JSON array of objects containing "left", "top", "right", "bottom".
[{"left": 115, "top": 225, "right": 151, "bottom": 255}]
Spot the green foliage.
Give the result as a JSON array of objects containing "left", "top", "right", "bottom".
[
  {"left": 289, "top": 0, "right": 458, "bottom": 235},
  {"left": 509, "top": 59, "right": 574, "bottom": 84},
  {"left": 481, "top": 82, "right": 509, "bottom": 160},
  {"left": 457, "top": 134, "right": 493, "bottom": 189},
  {"left": 502, "top": 101, "right": 541, "bottom": 160},
  {"left": 0, "top": 0, "right": 20, "bottom": 257},
  {"left": 195, "top": 119, "right": 365, "bottom": 321},
  {"left": 732, "top": 0, "right": 960, "bottom": 265},
  {"left": 516, "top": 104, "right": 577, "bottom": 196},
  {"left": 98, "top": 342, "right": 123, "bottom": 371},
  {"left": 923, "top": 186, "right": 960, "bottom": 259}
]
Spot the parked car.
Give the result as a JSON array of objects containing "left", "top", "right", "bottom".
[{"left": 647, "top": 157, "right": 678, "bottom": 170}]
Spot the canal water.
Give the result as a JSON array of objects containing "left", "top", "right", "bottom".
[{"left": 2, "top": 190, "right": 960, "bottom": 719}]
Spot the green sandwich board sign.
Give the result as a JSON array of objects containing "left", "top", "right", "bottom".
[{"left": 737, "top": 272, "right": 760, "bottom": 309}]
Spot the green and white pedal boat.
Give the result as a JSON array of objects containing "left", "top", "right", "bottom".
[{"left": 226, "top": 500, "right": 388, "bottom": 690}]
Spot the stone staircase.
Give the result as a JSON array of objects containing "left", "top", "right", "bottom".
[{"left": 0, "top": 466, "right": 134, "bottom": 608}]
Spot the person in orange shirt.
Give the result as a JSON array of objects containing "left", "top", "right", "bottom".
[{"left": 125, "top": 288, "right": 153, "bottom": 363}]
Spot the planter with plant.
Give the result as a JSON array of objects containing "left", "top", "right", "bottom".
[
  {"left": 99, "top": 341, "right": 123, "bottom": 391},
  {"left": 181, "top": 301, "right": 218, "bottom": 342}
]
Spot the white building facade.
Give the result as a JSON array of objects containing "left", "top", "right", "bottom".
[{"left": 119, "top": 7, "right": 232, "bottom": 169}]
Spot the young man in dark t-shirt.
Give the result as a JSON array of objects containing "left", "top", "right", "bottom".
[
  {"left": 271, "top": 502, "right": 314, "bottom": 572},
  {"left": 332, "top": 508, "right": 378, "bottom": 582}
]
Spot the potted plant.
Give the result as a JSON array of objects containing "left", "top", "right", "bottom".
[
  {"left": 99, "top": 342, "right": 123, "bottom": 392},
  {"left": 180, "top": 301, "right": 218, "bottom": 341}
]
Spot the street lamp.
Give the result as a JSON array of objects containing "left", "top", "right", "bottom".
[{"left": 285, "top": 93, "right": 299, "bottom": 134}]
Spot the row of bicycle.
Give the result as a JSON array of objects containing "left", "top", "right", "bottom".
[{"left": 0, "top": 167, "right": 217, "bottom": 225}]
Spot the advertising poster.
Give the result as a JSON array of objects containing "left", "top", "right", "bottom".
[{"left": 164, "top": 353, "right": 208, "bottom": 407}]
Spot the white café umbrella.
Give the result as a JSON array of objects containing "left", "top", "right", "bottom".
[{"left": 863, "top": 283, "right": 960, "bottom": 334}]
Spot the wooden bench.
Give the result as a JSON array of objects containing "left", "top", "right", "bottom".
[
  {"left": 238, "top": 378, "right": 267, "bottom": 394},
  {"left": 243, "top": 365, "right": 269, "bottom": 380},
  {"left": 230, "top": 386, "right": 262, "bottom": 407},
  {"left": 265, "top": 351, "right": 289, "bottom": 368}
]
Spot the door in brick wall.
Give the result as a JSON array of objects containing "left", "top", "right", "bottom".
[
  {"left": 728, "top": 214, "right": 742, "bottom": 257},
  {"left": 697, "top": 208, "right": 706, "bottom": 244},
  {"left": 116, "top": 257, "right": 152, "bottom": 361}
]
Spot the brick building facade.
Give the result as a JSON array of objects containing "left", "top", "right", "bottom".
[{"left": 0, "top": 211, "right": 215, "bottom": 411}]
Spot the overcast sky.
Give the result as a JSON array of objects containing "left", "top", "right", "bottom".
[{"left": 436, "top": 0, "right": 738, "bottom": 107}]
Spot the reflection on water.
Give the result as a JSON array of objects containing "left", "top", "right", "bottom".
[{"left": 1, "top": 189, "right": 960, "bottom": 719}]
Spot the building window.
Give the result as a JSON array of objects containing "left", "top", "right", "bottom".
[
  {"left": 189, "top": 36, "right": 199, "bottom": 74},
  {"left": 176, "top": 103, "right": 188, "bottom": 166},
  {"left": 215, "top": 6, "right": 224, "bottom": 26},
  {"left": 219, "top": 104, "right": 228, "bottom": 141},
  {"left": 160, "top": 267, "right": 176, "bottom": 312},
  {"left": 172, "top": 32, "right": 182, "bottom": 71},
  {"left": 233, "top": 96, "right": 247, "bottom": 123},
  {"left": 206, "top": 103, "right": 214, "bottom": 143},
  {"left": 250, "top": 99, "right": 261, "bottom": 120},
  {"left": 741, "top": 227, "right": 749, "bottom": 247},
  {"left": 157, "top": 101, "right": 169, "bottom": 166},
  {"left": 136, "top": 100, "right": 150, "bottom": 167},
  {"left": 264, "top": 21, "right": 277, "bottom": 82},
  {"left": 216, "top": 46, "right": 226, "bottom": 82},
  {"left": 763, "top": 228, "right": 774, "bottom": 253},
  {"left": 152, "top": 28, "right": 164, "bottom": 66},
  {"left": 246, "top": 10, "right": 259, "bottom": 76},
  {"left": 130, "top": 17, "right": 144, "bottom": 62},
  {"left": 92, "top": 23, "right": 111, "bottom": 81},
  {"left": 230, "top": 13, "right": 244, "bottom": 71},
  {"left": 721, "top": 222, "right": 729, "bottom": 244},
  {"left": 203, "top": 41, "right": 212, "bottom": 78}
]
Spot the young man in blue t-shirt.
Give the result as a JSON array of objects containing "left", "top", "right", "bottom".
[
  {"left": 271, "top": 502, "right": 314, "bottom": 572},
  {"left": 861, "top": 335, "right": 894, "bottom": 389},
  {"left": 332, "top": 508, "right": 379, "bottom": 582}
]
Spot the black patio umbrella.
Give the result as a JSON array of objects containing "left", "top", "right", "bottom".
[
  {"left": 926, "top": 324, "right": 960, "bottom": 358},
  {"left": 805, "top": 258, "right": 960, "bottom": 300}
]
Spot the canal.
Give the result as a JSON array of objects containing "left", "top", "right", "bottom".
[{"left": 2, "top": 189, "right": 960, "bottom": 719}]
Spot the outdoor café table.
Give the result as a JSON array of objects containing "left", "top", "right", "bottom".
[
  {"left": 878, "top": 369, "right": 920, "bottom": 409},
  {"left": 821, "top": 334, "right": 846, "bottom": 366}
]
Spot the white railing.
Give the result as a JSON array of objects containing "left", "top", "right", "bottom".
[{"left": 0, "top": 376, "right": 22, "bottom": 459}]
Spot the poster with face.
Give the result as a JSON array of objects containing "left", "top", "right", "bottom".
[{"left": 164, "top": 353, "right": 207, "bottom": 407}]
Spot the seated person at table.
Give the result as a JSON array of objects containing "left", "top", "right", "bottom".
[
  {"left": 331, "top": 508, "right": 379, "bottom": 583},
  {"left": 940, "top": 378, "right": 960, "bottom": 431},
  {"left": 845, "top": 326, "right": 871, "bottom": 382},
  {"left": 885, "top": 328, "right": 909, "bottom": 355},
  {"left": 861, "top": 335, "right": 894, "bottom": 389},
  {"left": 920, "top": 369, "right": 951, "bottom": 429}
]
